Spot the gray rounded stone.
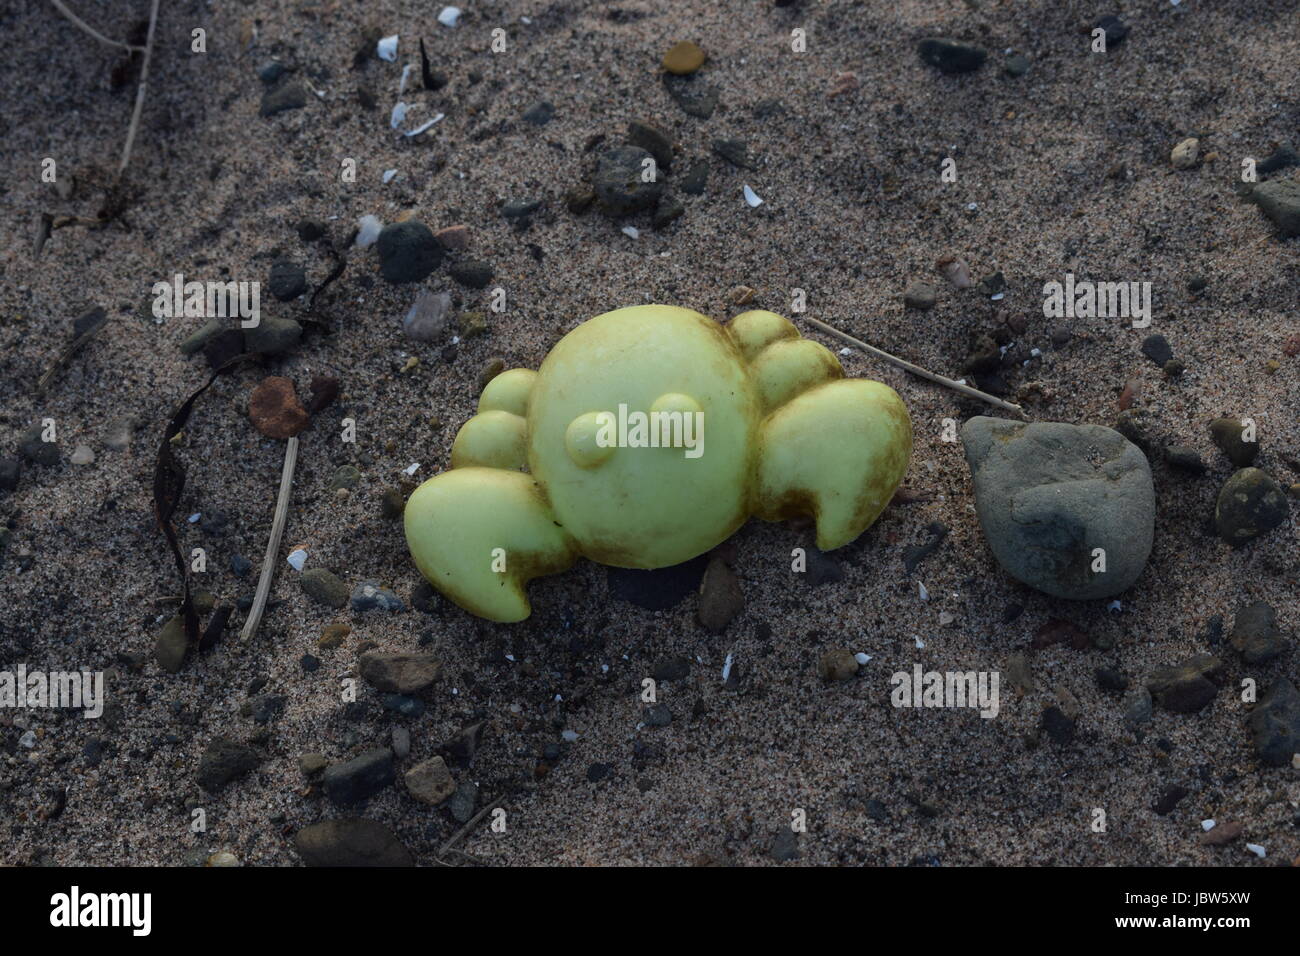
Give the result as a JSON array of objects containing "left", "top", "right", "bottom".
[
  {"left": 961, "top": 416, "right": 1155, "bottom": 600},
  {"left": 300, "top": 568, "right": 349, "bottom": 609},
  {"left": 593, "top": 146, "right": 664, "bottom": 216},
  {"left": 294, "top": 818, "right": 413, "bottom": 867},
  {"left": 1215, "top": 468, "right": 1289, "bottom": 546}
]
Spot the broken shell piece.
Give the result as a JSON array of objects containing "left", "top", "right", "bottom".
[
  {"left": 743, "top": 184, "right": 763, "bottom": 207},
  {"left": 390, "top": 101, "right": 409, "bottom": 129},
  {"left": 287, "top": 548, "right": 308, "bottom": 571},
  {"left": 936, "top": 256, "right": 973, "bottom": 288},
  {"left": 377, "top": 35, "right": 398, "bottom": 61},
  {"left": 438, "top": 6, "right": 462, "bottom": 27},
  {"left": 355, "top": 215, "right": 383, "bottom": 247},
  {"left": 405, "top": 114, "right": 445, "bottom": 138}
]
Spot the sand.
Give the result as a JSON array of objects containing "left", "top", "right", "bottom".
[{"left": 1, "top": 0, "right": 1297, "bottom": 866}]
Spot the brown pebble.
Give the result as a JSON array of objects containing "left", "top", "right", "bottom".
[
  {"left": 249, "top": 376, "right": 310, "bottom": 439},
  {"left": 433, "top": 224, "right": 471, "bottom": 250},
  {"left": 817, "top": 648, "right": 859, "bottom": 682},
  {"left": 697, "top": 555, "right": 743, "bottom": 633},
  {"left": 730, "top": 286, "right": 756, "bottom": 306},
  {"left": 1199, "top": 821, "right": 1243, "bottom": 846},
  {"left": 662, "top": 41, "right": 705, "bottom": 75},
  {"left": 827, "top": 71, "right": 858, "bottom": 98},
  {"left": 318, "top": 623, "right": 351, "bottom": 649},
  {"left": 1118, "top": 379, "right": 1138, "bottom": 411}
]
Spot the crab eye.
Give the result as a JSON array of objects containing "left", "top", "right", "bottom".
[{"left": 565, "top": 411, "right": 616, "bottom": 468}]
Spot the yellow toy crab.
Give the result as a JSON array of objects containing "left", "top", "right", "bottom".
[{"left": 405, "top": 305, "right": 912, "bottom": 622}]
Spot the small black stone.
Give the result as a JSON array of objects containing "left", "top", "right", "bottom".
[
  {"left": 376, "top": 221, "right": 443, "bottom": 284},
  {"left": 1141, "top": 334, "right": 1173, "bottom": 367},
  {"left": 680, "top": 160, "right": 709, "bottom": 195},
  {"left": 711, "top": 138, "right": 752, "bottom": 169},
  {"left": 448, "top": 260, "right": 494, "bottom": 289},
  {"left": 1153, "top": 784, "right": 1188, "bottom": 816},
  {"left": 260, "top": 82, "right": 307, "bottom": 117},
  {"left": 1096, "top": 15, "right": 1130, "bottom": 46},
  {"left": 522, "top": 101, "right": 555, "bottom": 125},
  {"left": 1095, "top": 667, "right": 1129, "bottom": 692},
  {"left": 296, "top": 219, "right": 326, "bottom": 242},
  {"left": 917, "top": 38, "right": 987, "bottom": 74},
  {"left": 1164, "top": 445, "right": 1206, "bottom": 475}
]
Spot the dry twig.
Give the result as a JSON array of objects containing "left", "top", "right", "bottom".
[{"left": 48, "top": 0, "right": 146, "bottom": 53}]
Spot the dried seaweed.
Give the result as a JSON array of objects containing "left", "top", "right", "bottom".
[
  {"left": 37, "top": 307, "right": 110, "bottom": 393},
  {"left": 152, "top": 354, "right": 259, "bottom": 651}
]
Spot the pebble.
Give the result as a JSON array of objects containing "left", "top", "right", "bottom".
[
  {"left": 652, "top": 195, "right": 685, "bottom": 230},
  {"left": 521, "top": 100, "right": 555, "bottom": 125},
  {"left": 1246, "top": 679, "right": 1300, "bottom": 766},
  {"left": 1146, "top": 655, "right": 1224, "bottom": 713},
  {"left": 405, "top": 756, "right": 457, "bottom": 804},
  {"left": 260, "top": 82, "right": 307, "bottom": 117},
  {"left": 0, "top": 457, "right": 20, "bottom": 492},
  {"left": 1199, "top": 821, "right": 1243, "bottom": 846},
  {"left": 329, "top": 465, "right": 361, "bottom": 491},
  {"left": 1123, "top": 685, "right": 1153, "bottom": 725},
  {"left": 377, "top": 221, "right": 443, "bottom": 283},
  {"left": 642, "top": 703, "right": 673, "bottom": 727},
  {"left": 662, "top": 74, "right": 719, "bottom": 119},
  {"left": 449, "top": 782, "right": 478, "bottom": 823},
  {"left": 300, "top": 568, "right": 349, "bottom": 609},
  {"left": 1096, "top": 15, "right": 1130, "bottom": 46},
  {"left": 230, "top": 553, "right": 253, "bottom": 577},
  {"left": 1209, "top": 418, "right": 1259, "bottom": 466},
  {"left": 962, "top": 417, "right": 1155, "bottom": 599},
  {"left": 1229, "top": 601, "right": 1288, "bottom": 664},
  {"left": 196, "top": 737, "right": 262, "bottom": 791},
  {"left": 1215, "top": 468, "right": 1289, "bottom": 545},
  {"left": 322, "top": 748, "right": 396, "bottom": 805},
  {"left": 626, "top": 121, "right": 673, "bottom": 170},
  {"left": 1041, "top": 705, "right": 1076, "bottom": 745},
  {"left": 244, "top": 315, "right": 302, "bottom": 355},
  {"left": 433, "top": 224, "right": 471, "bottom": 250},
  {"left": 404, "top": 290, "right": 453, "bottom": 342},
  {"left": 318, "top": 623, "right": 350, "bottom": 649},
  {"left": 501, "top": 198, "right": 543, "bottom": 221},
  {"left": 180, "top": 319, "right": 224, "bottom": 355},
  {"left": 153, "top": 614, "right": 187, "bottom": 673},
  {"left": 297, "top": 219, "right": 326, "bottom": 241},
  {"left": 294, "top": 818, "right": 413, "bottom": 867},
  {"left": 653, "top": 657, "right": 691, "bottom": 682},
  {"left": 936, "top": 256, "right": 972, "bottom": 288},
  {"left": 267, "top": 259, "right": 307, "bottom": 301},
  {"left": 680, "top": 160, "right": 708, "bottom": 195},
  {"left": 69, "top": 445, "right": 94, "bottom": 465},
  {"left": 817, "top": 648, "right": 860, "bottom": 682},
  {"left": 350, "top": 582, "right": 406, "bottom": 612},
  {"left": 358, "top": 651, "right": 441, "bottom": 693},
  {"left": 712, "top": 138, "right": 752, "bottom": 169},
  {"left": 248, "top": 376, "right": 310, "bottom": 439},
  {"left": 770, "top": 828, "right": 800, "bottom": 862},
  {"left": 697, "top": 555, "right": 743, "bottom": 633},
  {"left": 448, "top": 260, "right": 494, "bottom": 289},
  {"left": 391, "top": 726, "right": 411, "bottom": 759},
  {"left": 1004, "top": 54, "right": 1030, "bottom": 76},
  {"left": 1250, "top": 179, "right": 1300, "bottom": 236},
  {"left": 1164, "top": 445, "right": 1206, "bottom": 475},
  {"left": 241, "top": 693, "right": 285, "bottom": 724},
  {"left": 1140, "top": 334, "right": 1173, "bottom": 367},
  {"left": 917, "top": 38, "right": 987, "bottom": 73},
  {"left": 564, "top": 186, "right": 596, "bottom": 214},
  {"left": 662, "top": 41, "right": 705, "bottom": 75},
  {"left": 19, "top": 426, "right": 59, "bottom": 467},
  {"left": 1095, "top": 667, "right": 1129, "bottom": 692},
  {"left": 903, "top": 281, "right": 937, "bottom": 310},
  {"left": 382, "top": 694, "right": 424, "bottom": 718},
  {"left": 104, "top": 417, "right": 134, "bottom": 450},
  {"left": 1005, "top": 652, "right": 1033, "bottom": 693},
  {"left": 459, "top": 311, "right": 488, "bottom": 338},
  {"left": 1170, "top": 137, "right": 1199, "bottom": 170},
  {"left": 593, "top": 146, "right": 665, "bottom": 215},
  {"left": 1153, "top": 784, "right": 1188, "bottom": 816}
]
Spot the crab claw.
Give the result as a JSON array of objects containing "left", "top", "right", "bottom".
[
  {"left": 754, "top": 379, "right": 912, "bottom": 550},
  {"left": 404, "top": 467, "right": 577, "bottom": 622}
]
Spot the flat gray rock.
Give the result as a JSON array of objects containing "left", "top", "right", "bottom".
[{"left": 962, "top": 417, "right": 1155, "bottom": 599}]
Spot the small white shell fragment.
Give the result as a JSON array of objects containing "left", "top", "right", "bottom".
[
  {"left": 382, "top": 169, "right": 398, "bottom": 184},
  {"left": 390, "top": 101, "right": 408, "bottom": 129},
  {"left": 918, "top": 581, "right": 929, "bottom": 601},
  {"left": 355, "top": 215, "right": 383, "bottom": 247},
  {"left": 404, "top": 114, "right": 445, "bottom": 138},
  {"left": 839, "top": 348, "right": 851, "bottom": 356},
  {"left": 398, "top": 63, "right": 413, "bottom": 94},
  {"left": 70, "top": 444, "right": 95, "bottom": 465},
  {"left": 403, "top": 463, "right": 420, "bottom": 476},
  {"left": 377, "top": 35, "right": 398, "bottom": 61},
  {"left": 854, "top": 652, "right": 870, "bottom": 665},
  {"left": 621, "top": 225, "right": 640, "bottom": 239},
  {"left": 1245, "top": 843, "right": 1266, "bottom": 858},
  {"left": 187, "top": 513, "right": 201, "bottom": 524},
  {"left": 913, "top": 636, "right": 926, "bottom": 649},
  {"left": 1201, "top": 819, "right": 1216, "bottom": 831},
  {"left": 722, "top": 653, "right": 734, "bottom": 683},
  {"left": 743, "top": 184, "right": 764, "bottom": 207},
  {"left": 1107, "top": 600, "right": 1122, "bottom": 613},
  {"left": 286, "top": 548, "right": 307, "bottom": 571},
  {"left": 438, "top": 6, "right": 462, "bottom": 27},
  {"left": 561, "top": 729, "right": 579, "bottom": 742},
  {"left": 939, "top": 611, "right": 955, "bottom": 626},
  {"left": 991, "top": 292, "right": 1005, "bottom": 301}
]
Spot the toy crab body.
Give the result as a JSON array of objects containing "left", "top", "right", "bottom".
[{"left": 405, "top": 305, "right": 912, "bottom": 622}]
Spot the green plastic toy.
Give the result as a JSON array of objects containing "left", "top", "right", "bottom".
[{"left": 405, "top": 305, "right": 912, "bottom": 621}]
